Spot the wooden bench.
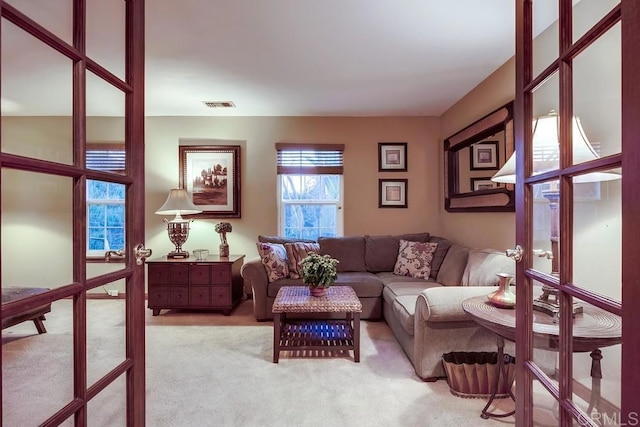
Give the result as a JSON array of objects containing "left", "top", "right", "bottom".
[{"left": 2, "top": 287, "right": 51, "bottom": 334}]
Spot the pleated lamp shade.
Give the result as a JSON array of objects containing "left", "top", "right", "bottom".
[
  {"left": 155, "top": 188, "right": 202, "bottom": 216},
  {"left": 491, "top": 111, "right": 620, "bottom": 184}
]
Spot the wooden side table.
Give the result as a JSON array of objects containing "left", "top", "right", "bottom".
[
  {"left": 462, "top": 296, "right": 621, "bottom": 419},
  {"left": 272, "top": 286, "right": 362, "bottom": 363},
  {"left": 146, "top": 255, "right": 245, "bottom": 316}
]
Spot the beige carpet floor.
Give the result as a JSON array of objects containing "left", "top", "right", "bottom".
[{"left": 2, "top": 299, "right": 519, "bottom": 426}]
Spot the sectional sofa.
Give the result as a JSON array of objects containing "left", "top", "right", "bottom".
[{"left": 241, "top": 233, "right": 517, "bottom": 381}]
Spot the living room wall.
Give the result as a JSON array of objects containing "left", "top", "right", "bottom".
[
  {"left": 145, "top": 116, "right": 442, "bottom": 263},
  {"left": 1, "top": 115, "right": 442, "bottom": 292},
  {"left": 439, "top": 61, "right": 516, "bottom": 252}
]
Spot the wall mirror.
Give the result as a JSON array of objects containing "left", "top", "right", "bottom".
[{"left": 444, "top": 101, "right": 515, "bottom": 212}]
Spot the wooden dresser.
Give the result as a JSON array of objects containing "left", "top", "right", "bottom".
[{"left": 146, "top": 255, "right": 245, "bottom": 316}]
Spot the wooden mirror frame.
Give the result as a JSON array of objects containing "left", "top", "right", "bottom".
[{"left": 444, "top": 101, "right": 515, "bottom": 212}]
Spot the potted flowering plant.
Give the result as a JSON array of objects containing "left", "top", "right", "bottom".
[{"left": 299, "top": 252, "right": 339, "bottom": 297}]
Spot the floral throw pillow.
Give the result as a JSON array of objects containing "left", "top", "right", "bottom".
[
  {"left": 284, "top": 242, "right": 320, "bottom": 279},
  {"left": 393, "top": 240, "right": 439, "bottom": 280},
  {"left": 256, "top": 242, "right": 289, "bottom": 283}
]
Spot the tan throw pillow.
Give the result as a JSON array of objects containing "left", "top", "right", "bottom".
[
  {"left": 256, "top": 242, "right": 289, "bottom": 283},
  {"left": 393, "top": 240, "right": 439, "bottom": 279},
  {"left": 284, "top": 242, "right": 320, "bottom": 279}
]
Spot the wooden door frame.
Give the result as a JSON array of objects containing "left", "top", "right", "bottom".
[
  {"left": 125, "top": 0, "right": 146, "bottom": 424},
  {"left": 514, "top": 1, "right": 534, "bottom": 423},
  {"left": 514, "top": 0, "right": 639, "bottom": 424},
  {"left": 620, "top": 0, "right": 640, "bottom": 418},
  {"left": 0, "top": 0, "right": 146, "bottom": 425}
]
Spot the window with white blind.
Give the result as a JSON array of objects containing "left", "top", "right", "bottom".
[
  {"left": 276, "top": 143, "right": 344, "bottom": 240},
  {"left": 87, "top": 144, "right": 126, "bottom": 256}
]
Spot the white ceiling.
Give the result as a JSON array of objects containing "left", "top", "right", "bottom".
[{"left": 1, "top": 1, "right": 562, "bottom": 117}]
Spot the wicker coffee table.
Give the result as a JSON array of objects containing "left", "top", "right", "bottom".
[{"left": 272, "top": 286, "right": 362, "bottom": 363}]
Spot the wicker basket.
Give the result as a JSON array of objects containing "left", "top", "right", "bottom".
[{"left": 441, "top": 351, "right": 515, "bottom": 399}]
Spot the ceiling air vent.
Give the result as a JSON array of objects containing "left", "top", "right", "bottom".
[{"left": 203, "top": 101, "right": 236, "bottom": 108}]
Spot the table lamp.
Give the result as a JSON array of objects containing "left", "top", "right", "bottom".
[
  {"left": 492, "top": 110, "right": 620, "bottom": 316},
  {"left": 155, "top": 188, "right": 202, "bottom": 258}
]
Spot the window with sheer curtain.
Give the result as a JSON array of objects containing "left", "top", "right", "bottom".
[{"left": 276, "top": 143, "right": 344, "bottom": 240}]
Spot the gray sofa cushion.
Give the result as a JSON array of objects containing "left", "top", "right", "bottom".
[
  {"left": 391, "top": 295, "right": 418, "bottom": 336},
  {"left": 436, "top": 244, "right": 469, "bottom": 286},
  {"left": 383, "top": 281, "right": 440, "bottom": 299},
  {"left": 376, "top": 272, "right": 436, "bottom": 286},
  {"left": 332, "top": 272, "right": 384, "bottom": 297},
  {"left": 417, "top": 286, "right": 494, "bottom": 323},
  {"left": 462, "top": 248, "right": 515, "bottom": 286},
  {"left": 364, "top": 232, "right": 430, "bottom": 272},
  {"left": 318, "top": 236, "right": 366, "bottom": 272},
  {"left": 428, "top": 236, "right": 453, "bottom": 279},
  {"left": 382, "top": 281, "right": 440, "bottom": 337}
]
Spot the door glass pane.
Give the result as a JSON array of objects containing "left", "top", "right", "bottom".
[
  {"left": 87, "top": 297, "right": 126, "bottom": 386},
  {"left": 573, "top": 23, "right": 621, "bottom": 161},
  {"left": 532, "top": 181, "right": 559, "bottom": 277},
  {"left": 87, "top": 0, "right": 126, "bottom": 79},
  {"left": 533, "top": 385, "right": 560, "bottom": 425},
  {"left": 87, "top": 375, "right": 127, "bottom": 425},
  {"left": 532, "top": 0, "right": 559, "bottom": 77},
  {"left": 1, "top": 170, "right": 73, "bottom": 294},
  {"left": 87, "top": 70, "right": 126, "bottom": 119},
  {"left": 530, "top": 278, "right": 561, "bottom": 373},
  {"left": 532, "top": 72, "right": 560, "bottom": 178},
  {"left": 5, "top": 0, "right": 73, "bottom": 44},
  {"left": 571, "top": 296, "right": 622, "bottom": 424},
  {"left": 2, "top": 299, "right": 74, "bottom": 425},
  {"left": 87, "top": 260, "right": 127, "bottom": 282},
  {"left": 529, "top": 277, "right": 561, "bottom": 424},
  {"left": 572, "top": 169, "right": 621, "bottom": 302},
  {"left": 573, "top": 0, "right": 620, "bottom": 42},
  {"left": 1, "top": 19, "right": 73, "bottom": 164}
]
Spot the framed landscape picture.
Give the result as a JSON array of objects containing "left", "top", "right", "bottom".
[
  {"left": 470, "top": 141, "right": 499, "bottom": 170},
  {"left": 179, "top": 145, "right": 241, "bottom": 218},
  {"left": 378, "top": 142, "right": 407, "bottom": 172},
  {"left": 379, "top": 179, "right": 408, "bottom": 208}
]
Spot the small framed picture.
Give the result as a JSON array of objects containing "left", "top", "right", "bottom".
[
  {"left": 379, "top": 179, "right": 408, "bottom": 208},
  {"left": 470, "top": 141, "right": 499, "bottom": 170},
  {"left": 378, "top": 142, "right": 407, "bottom": 172},
  {"left": 470, "top": 177, "right": 499, "bottom": 191}
]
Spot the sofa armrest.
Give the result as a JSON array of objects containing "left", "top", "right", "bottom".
[
  {"left": 240, "top": 257, "right": 270, "bottom": 320},
  {"left": 412, "top": 285, "right": 504, "bottom": 380},
  {"left": 416, "top": 286, "right": 496, "bottom": 323}
]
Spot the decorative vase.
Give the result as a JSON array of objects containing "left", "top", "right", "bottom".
[
  {"left": 309, "top": 286, "right": 327, "bottom": 297},
  {"left": 219, "top": 243, "right": 229, "bottom": 257},
  {"left": 488, "top": 273, "right": 516, "bottom": 309}
]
